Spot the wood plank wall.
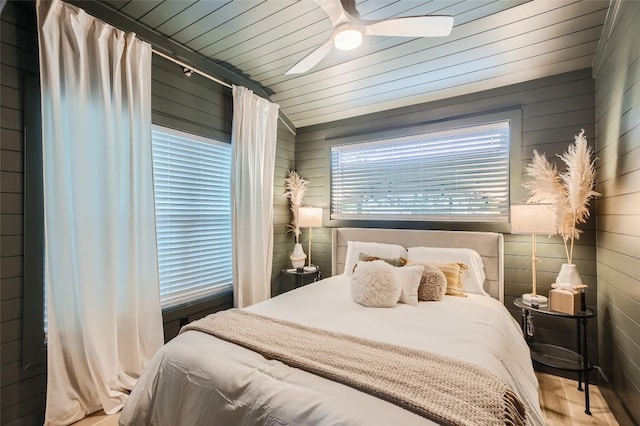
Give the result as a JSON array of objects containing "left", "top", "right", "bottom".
[
  {"left": 0, "top": 2, "right": 293, "bottom": 423},
  {"left": 272, "top": 118, "right": 296, "bottom": 296},
  {"left": 1, "top": 2, "right": 46, "bottom": 424},
  {"left": 295, "top": 68, "right": 599, "bottom": 371},
  {"left": 594, "top": 1, "right": 640, "bottom": 422}
]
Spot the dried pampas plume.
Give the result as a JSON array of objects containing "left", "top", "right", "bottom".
[
  {"left": 283, "top": 170, "right": 308, "bottom": 244},
  {"left": 523, "top": 130, "right": 600, "bottom": 264},
  {"left": 558, "top": 129, "right": 600, "bottom": 262},
  {"left": 559, "top": 130, "right": 600, "bottom": 225},
  {"left": 523, "top": 151, "right": 564, "bottom": 205}
]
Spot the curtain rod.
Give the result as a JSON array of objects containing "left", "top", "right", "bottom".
[
  {"left": 152, "top": 48, "right": 231, "bottom": 89},
  {"left": 151, "top": 48, "right": 296, "bottom": 136}
]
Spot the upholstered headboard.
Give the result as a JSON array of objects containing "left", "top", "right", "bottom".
[{"left": 331, "top": 228, "right": 504, "bottom": 302}]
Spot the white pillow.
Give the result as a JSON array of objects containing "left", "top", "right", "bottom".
[
  {"left": 406, "top": 247, "right": 487, "bottom": 295},
  {"left": 350, "top": 260, "right": 401, "bottom": 308},
  {"left": 344, "top": 241, "right": 407, "bottom": 277},
  {"left": 395, "top": 264, "right": 424, "bottom": 306}
]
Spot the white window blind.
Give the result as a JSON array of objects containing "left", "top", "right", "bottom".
[
  {"left": 331, "top": 121, "right": 510, "bottom": 222},
  {"left": 152, "top": 126, "right": 232, "bottom": 308}
]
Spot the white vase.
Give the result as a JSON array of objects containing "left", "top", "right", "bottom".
[
  {"left": 290, "top": 243, "right": 306, "bottom": 269},
  {"left": 556, "top": 263, "right": 582, "bottom": 290}
]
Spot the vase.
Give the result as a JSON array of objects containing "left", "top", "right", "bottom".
[
  {"left": 556, "top": 263, "right": 583, "bottom": 290},
  {"left": 290, "top": 243, "right": 307, "bottom": 270}
]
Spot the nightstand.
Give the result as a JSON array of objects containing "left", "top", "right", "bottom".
[
  {"left": 279, "top": 268, "right": 321, "bottom": 292},
  {"left": 514, "top": 298, "right": 596, "bottom": 415}
]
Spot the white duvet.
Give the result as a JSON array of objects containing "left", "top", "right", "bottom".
[{"left": 120, "top": 276, "right": 544, "bottom": 426}]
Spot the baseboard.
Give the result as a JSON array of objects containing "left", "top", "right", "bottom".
[{"left": 595, "top": 367, "right": 636, "bottom": 426}]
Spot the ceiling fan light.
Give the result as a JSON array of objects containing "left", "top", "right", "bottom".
[{"left": 334, "top": 29, "right": 362, "bottom": 51}]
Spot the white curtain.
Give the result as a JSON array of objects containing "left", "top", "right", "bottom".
[
  {"left": 36, "top": 1, "right": 164, "bottom": 424},
  {"left": 231, "top": 85, "right": 280, "bottom": 308}
]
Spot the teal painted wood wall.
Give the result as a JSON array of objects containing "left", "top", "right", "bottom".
[{"left": 594, "top": 1, "right": 640, "bottom": 422}]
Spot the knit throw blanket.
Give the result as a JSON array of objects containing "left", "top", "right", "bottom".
[{"left": 181, "top": 309, "right": 526, "bottom": 426}]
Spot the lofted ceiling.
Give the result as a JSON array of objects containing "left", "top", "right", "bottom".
[{"left": 99, "top": 0, "right": 611, "bottom": 129}]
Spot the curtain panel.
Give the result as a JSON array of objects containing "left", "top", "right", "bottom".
[
  {"left": 36, "top": 0, "right": 163, "bottom": 424},
  {"left": 231, "top": 86, "right": 280, "bottom": 308}
]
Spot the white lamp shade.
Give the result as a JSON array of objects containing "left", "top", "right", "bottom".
[
  {"left": 298, "top": 207, "right": 322, "bottom": 228},
  {"left": 510, "top": 204, "right": 556, "bottom": 235}
]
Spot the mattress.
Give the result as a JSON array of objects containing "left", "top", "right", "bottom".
[{"left": 120, "top": 275, "right": 543, "bottom": 425}]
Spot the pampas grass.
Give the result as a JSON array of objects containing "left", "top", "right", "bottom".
[
  {"left": 523, "top": 130, "right": 599, "bottom": 264},
  {"left": 283, "top": 170, "right": 308, "bottom": 244},
  {"left": 559, "top": 130, "right": 600, "bottom": 262}
]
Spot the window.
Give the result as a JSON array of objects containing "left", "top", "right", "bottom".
[
  {"left": 331, "top": 121, "right": 511, "bottom": 222},
  {"left": 151, "top": 126, "right": 232, "bottom": 308}
]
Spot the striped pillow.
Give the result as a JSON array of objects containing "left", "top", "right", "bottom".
[{"left": 433, "top": 262, "right": 468, "bottom": 297}]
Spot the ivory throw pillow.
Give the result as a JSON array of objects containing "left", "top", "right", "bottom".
[
  {"left": 394, "top": 264, "right": 424, "bottom": 306},
  {"left": 350, "top": 260, "right": 401, "bottom": 308},
  {"left": 408, "top": 261, "right": 447, "bottom": 301}
]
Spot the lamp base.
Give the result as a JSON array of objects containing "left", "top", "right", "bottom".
[
  {"left": 522, "top": 293, "right": 548, "bottom": 308},
  {"left": 303, "top": 265, "right": 318, "bottom": 272}
]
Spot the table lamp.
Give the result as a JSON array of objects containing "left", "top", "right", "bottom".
[
  {"left": 298, "top": 207, "right": 322, "bottom": 272},
  {"left": 510, "top": 204, "right": 556, "bottom": 307}
]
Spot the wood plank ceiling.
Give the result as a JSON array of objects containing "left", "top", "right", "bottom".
[{"left": 100, "top": 0, "right": 610, "bottom": 129}]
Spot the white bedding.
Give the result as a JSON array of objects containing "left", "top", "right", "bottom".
[{"left": 120, "top": 275, "right": 543, "bottom": 426}]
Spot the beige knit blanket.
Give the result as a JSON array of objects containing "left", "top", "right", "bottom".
[{"left": 181, "top": 309, "right": 526, "bottom": 426}]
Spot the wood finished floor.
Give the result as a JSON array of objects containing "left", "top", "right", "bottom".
[
  {"left": 537, "top": 372, "right": 619, "bottom": 425},
  {"left": 72, "top": 372, "right": 618, "bottom": 425}
]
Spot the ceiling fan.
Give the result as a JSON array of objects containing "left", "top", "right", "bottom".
[{"left": 285, "top": 0, "right": 454, "bottom": 75}]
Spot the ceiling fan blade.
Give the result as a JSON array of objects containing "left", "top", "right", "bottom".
[
  {"left": 339, "top": 0, "right": 359, "bottom": 19},
  {"left": 285, "top": 39, "right": 334, "bottom": 75},
  {"left": 365, "top": 16, "right": 454, "bottom": 38},
  {"left": 314, "top": 0, "right": 346, "bottom": 26}
]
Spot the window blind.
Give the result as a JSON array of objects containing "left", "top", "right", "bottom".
[
  {"left": 331, "top": 121, "right": 510, "bottom": 222},
  {"left": 152, "top": 126, "right": 232, "bottom": 308}
]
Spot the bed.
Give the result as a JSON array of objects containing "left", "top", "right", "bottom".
[{"left": 120, "top": 228, "right": 543, "bottom": 426}]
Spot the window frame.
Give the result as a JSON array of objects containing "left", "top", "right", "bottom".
[{"left": 326, "top": 110, "right": 522, "bottom": 231}]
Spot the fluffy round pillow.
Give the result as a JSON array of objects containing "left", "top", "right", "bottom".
[
  {"left": 413, "top": 262, "right": 447, "bottom": 301},
  {"left": 350, "top": 260, "right": 401, "bottom": 307}
]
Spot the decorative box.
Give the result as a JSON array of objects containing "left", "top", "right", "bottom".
[{"left": 549, "top": 288, "right": 582, "bottom": 315}]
